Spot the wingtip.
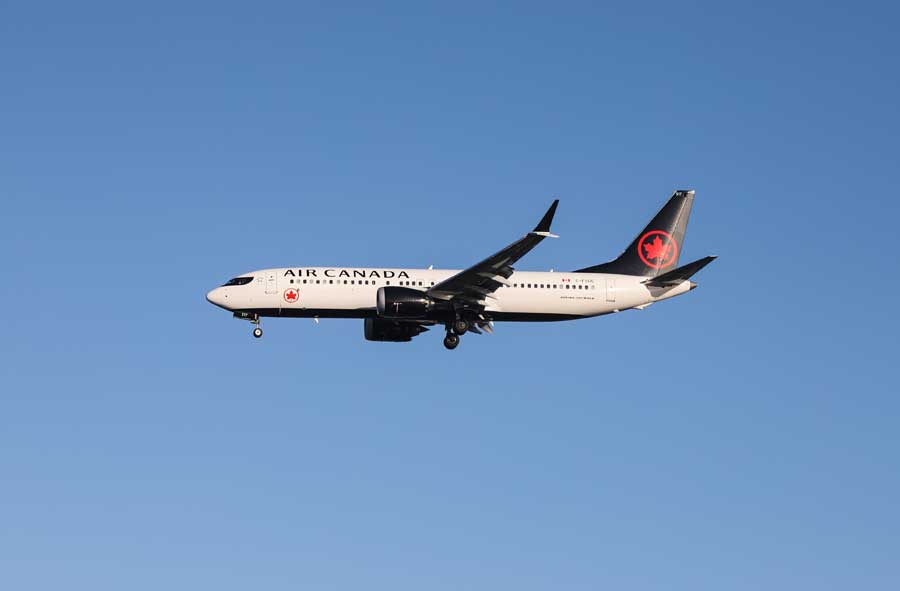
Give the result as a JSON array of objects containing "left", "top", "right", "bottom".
[{"left": 534, "top": 199, "right": 560, "bottom": 233}]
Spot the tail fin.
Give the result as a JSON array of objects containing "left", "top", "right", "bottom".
[{"left": 575, "top": 189, "right": 695, "bottom": 277}]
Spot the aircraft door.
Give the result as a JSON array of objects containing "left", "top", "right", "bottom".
[
  {"left": 606, "top": 278, "right": 616, "bottom": 303},
  {"left": 265, "top": 271, "right": 277, "bottom": 294}
]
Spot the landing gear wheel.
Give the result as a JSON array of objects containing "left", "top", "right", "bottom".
[
  {"left": 253, "top": 327, "right": 263, "bottom": 339},
  {"left": 443, "top": 333, "right": 460, "bottom": 350},
  {"left": 452, "top": 318, "right": 470, "bottom": 335}
]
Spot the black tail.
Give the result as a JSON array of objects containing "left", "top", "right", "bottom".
[{"left": 575, "top": 190, "right": 695, "bottom": 277}]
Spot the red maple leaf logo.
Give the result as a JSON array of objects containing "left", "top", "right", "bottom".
[
  {"left": 642, "top": 236, "right": 671, "bottom": 262},
  {"left": 284, "top": 289, "right": 299, "bottom": 302},
  {"left": 637, "top": 230, "right": 678, "bottom": 268}
]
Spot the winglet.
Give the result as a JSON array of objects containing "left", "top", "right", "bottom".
[{"left": 533, "top": 199, "right": 560, "bottom": 233}]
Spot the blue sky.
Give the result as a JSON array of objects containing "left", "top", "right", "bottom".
[{"left": 2, "top": 2, "right": 898, "bottom": 589}]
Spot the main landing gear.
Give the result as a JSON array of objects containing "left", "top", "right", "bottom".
[
  {"left": 443, "top": 332, "right": 460, "bottom": 350},
  {"left": 443, "top": 316, "right": 470, "bottom": 350},
  {"left": 442, "top": 313, "right": 493, "bottom": 350}
]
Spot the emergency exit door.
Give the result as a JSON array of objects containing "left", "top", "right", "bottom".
[{"left": 265, "top": 271, "right": 277, "bottom": 294}]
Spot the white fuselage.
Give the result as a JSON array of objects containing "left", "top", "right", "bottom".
[{"left": 206, "top": 267, "right": 693, "bottom": 320}]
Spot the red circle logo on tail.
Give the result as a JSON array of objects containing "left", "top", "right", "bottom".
[
  {"left": 638, "top": 230, "right": 678, "bottom": 269},
  {"left": 283, "top": 288, "right": 300, "bottom": 303}
]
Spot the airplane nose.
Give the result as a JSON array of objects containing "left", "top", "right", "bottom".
[{"left": 206, "top": 287, "right": 228, "bottom": 309}]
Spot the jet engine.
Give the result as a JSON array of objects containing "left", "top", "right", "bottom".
[
  {"left": 376, "top": 286, "right": 434, "bottom": 319},
  {"left": 364, "top": 318, "right": 429, "bottom": 342}
]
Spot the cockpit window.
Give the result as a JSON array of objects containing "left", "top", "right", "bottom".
[{"left": 222, "top": 277, "right": 253, "bottom": 286}]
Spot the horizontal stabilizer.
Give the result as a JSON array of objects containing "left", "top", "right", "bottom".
[{"left": 643, "top": 256, "right": 717, "bottom": 287}]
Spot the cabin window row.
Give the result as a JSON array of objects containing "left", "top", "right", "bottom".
[
  {"left": 287, "top": 278, "right": 595, "bottom": 289},
  {"left": 506, "top": 283, "right": 595, "bottom": 290}
]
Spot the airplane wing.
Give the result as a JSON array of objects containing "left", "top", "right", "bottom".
[{"left": 428, "top": 199, "right": 559, "bottom": 305}]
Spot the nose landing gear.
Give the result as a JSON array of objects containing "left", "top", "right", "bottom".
[
  {"left": 233, "top": 312, "right": 264, "bottom": 339},
  {"left": 251, "top": 314, "right": 263, "bottom": 338}
]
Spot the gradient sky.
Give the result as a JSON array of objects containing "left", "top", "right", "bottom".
[{"left": 2, "top": 2, "right": 898, "bottom": 589}]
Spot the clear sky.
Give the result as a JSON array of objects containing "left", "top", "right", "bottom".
[{"left": 2, "top": 2, "right": 898, "bottom": 589}]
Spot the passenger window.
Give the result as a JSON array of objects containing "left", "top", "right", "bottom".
[{"left": 303, "top": 279, "right": 307, "bottom": 284}]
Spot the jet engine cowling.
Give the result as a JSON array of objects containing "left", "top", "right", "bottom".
[
  {"left": 364, "top": 318, "right": 429, "bottom": 342},
  {"left": 376, "top": 286, "right": 434, "bottom": 319}
]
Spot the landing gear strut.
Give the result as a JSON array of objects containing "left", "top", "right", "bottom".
[
  {"left": 233, "top": 311, "right": 264, "bottom": 338},
  {"left": 443, "top": 332, "right": 460, "bottom": 350}
]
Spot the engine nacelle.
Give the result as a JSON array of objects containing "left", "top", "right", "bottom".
[
  {"left": 376, "top": 286, "right": 434, "bottom": 319},
  {"left": 364, "top": 318, "right": 429, "bottom": 342}
]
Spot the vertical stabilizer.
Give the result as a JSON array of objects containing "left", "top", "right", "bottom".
[{"left": 575, "top": 190, "right": 695, "bottom": 277}]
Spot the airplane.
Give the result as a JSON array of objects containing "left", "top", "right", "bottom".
[{"left": 206, "top": 190, "right": 716, "bottom": 350}]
